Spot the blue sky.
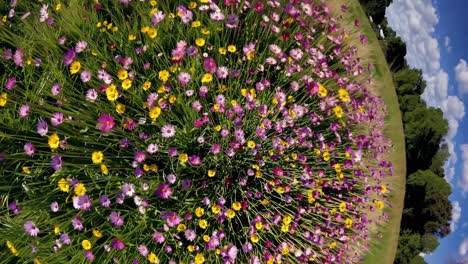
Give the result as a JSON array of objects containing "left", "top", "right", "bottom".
[{"left": 386, "top": 0, "right": 468, "bottom": 263}]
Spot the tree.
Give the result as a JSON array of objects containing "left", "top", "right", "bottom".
[
  {"left": 359, "top": 0, "right": 394, "bottom": 24},
  {"left": 410, "top": 256, "right": 427, "bottom": 264},
  {"left": 394, "top": 68, "right": 426, "bottom": 96},
  {"left": 403, "top": 106, "right": 448, "bottom": 174},
  {"left": 385, "top": 36, "right": 407, "bottom": 72},
  {"left": 394, "top": 230, "right": 422, "bottom": 264},
  {"left": 429, "top": 143, "right": 450, "bottom": 178},
  {"left": 421, "top": 234, "right": 440, "bottom": 253}
]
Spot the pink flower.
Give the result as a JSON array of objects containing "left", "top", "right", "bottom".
[
  {"left": 24, "top": 221, "right": 39, "bottom": 237},
  {"left": 161, "top": 124, "right": 176, "bottom": 138},
  {"left": 153, "top": 231, "right": 166, "bottom": 243},
  {"left": 97, "top": 114, "right": 115, "bottom": 132},
  {"left": 156, "top": 184, "right": 172, "bottom": 199},
  {"left": 19, "top": 104, "right": 30, "bottom": 118},
  {"left": 178, "top": 72, "right": 191, "bottom": 86},
  {"left": 51, "top": 112, "right": 64, "bottom": 126}
]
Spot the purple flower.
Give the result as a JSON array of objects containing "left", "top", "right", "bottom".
[
  {"left": 204, "top": 57, "right": 217, "bottom": 74},
  {"left": 72, "top": 216, "right": 83, "bottom": 231},
  {"left": 63, "top": 49, "right": 76, "bottom": 65},
  {"left": 226, "top": 14, "right": 239, "bottom": 28},
  {"left": 73, "top": 195, "right": 91, "bottom": 211},
  {"left": 178, "top": 72, "right": 191, "bottom": 86},
  {"left": 3, "top": 49, "right": 12, "bottom": 60},
  {"left": 13, "top": 48, "right": 23, "bottom": 67},
  {"left": 161, "top": 124, "right": 176, "bottom": 138},
  {"left": 84, "top": 250, "right": 95, "bottom": 262},
  {"left": 168, "top": 147, "right": 178, "bottom": 157},
  {"left": 122, "top": 183, "right": 135, "bottom": 197},
  {"left": 5, "top": 76, "right": 16, "bottom": 90},
  {"left": 24, "top": 142, "right": 35, "bottom": 156},
  {"left": 50, "top": 201, "right": 59, "bottom": 212},
  {"left": 185, "top": 229, "right": 196, "bottom": 241},
  {"left": 80, "top": 70, "right": 92, "bottom": 82},
  {"left": 99, "top": 195, "right": 111, "bottom": 207},
  {"left": 221, "top": 244, "right": 238, "bottom": 263},
  {"left": 166, "top": 212, "right": 181, "bottom": 227},
  {"left": 109, "top": 212, "right": 124, "bottom": 227},
  {"left": 97, "top": 114, "right": 115, "bottom": 132},
  {"left": 111, "top": 239, "right": 125, "bottom": 250},
  {"left": 134, "top": 151, "right": 146, "bottom": 163},
  {"left": 138, "top": 244, "right": 149, "bottom": 256},
  {"left": 156, "top": 184, "right": 172, "bottom": 199},
  {"left": 51, "top": 83, "right": 62, "bottom": 95},
  {"left": 51, "top": 155, "right": 62, "bottom": 171},
  {"left": 188, "top": 155, "right": 201, "bottom": 166},
  {"left": 9, "top": 200, "right": 20, "bottom": 214},
  {"left": 61, "top": 233, "right": 72, "bottom": 244},
  {"left": 75, "top": 41, "right": 88, "bottom": 53},
  {"left": 151, "top": 11, "right": 165, "bottom": 26},
  {"left": 24, "top": 221, "right": 39, "bottom": 237},
  {"left": 51, "top": 112, "right": 64, "bottom": 126},
  {"left": 166, "top": 173, "right": 176, "bottom": 184},
  {"left": 37, "top": 119, "right": 48, "bottom": 136},
  {"left": 153, "top": 231, "right": 166, "bottom": 243}
]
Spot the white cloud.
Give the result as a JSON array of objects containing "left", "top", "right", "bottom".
[
  {"left": 460, "top": 237, "right": 468, "bottom": 256},
  {"left": 451, "top": 201, "right": 462, "bottom": 231},
  {"left": 459, "top": 145, "right": 468, "bottom": 193},
  {"left": 444, "top": 36, "right": 452, "bottom": 53},
  {"left": 455, "top": 59, "right": 468, "bottom": 94},
  {"left": 387, "top": 0, "right": 466, "bottom": 185}
]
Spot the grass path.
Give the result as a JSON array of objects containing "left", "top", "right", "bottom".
[{"left": 328, "top": 1, "right": 407, "bottom": 263}]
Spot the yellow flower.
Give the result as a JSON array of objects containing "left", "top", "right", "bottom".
[
  {"left": 141, "top": 26, "right": 149, "bottom": 33},
  {"left": 117, "top": 69, "right": 128, "bottom": 80},
  {"left": 192, "top": 21, "right": 201, "bottom": 27},
  {"left": 281, "top": 223, "right": 289, "bottom": 232},
  {"left": 218, "top": 47, "right": 227, "bottom": 55},
  {"left": 147, "top": 28, "right": 158, "bottom": 39},
  {"left": 200, "top": 28, "right": 210, "bottom": 35},
  {"left": 250, "top": 234, "right": 259, "bottom": 243},
  {"left": 201, "top": 73, "right": 213, "bottom": 83},
  {"left": 93, "top": 229, "right": 103, "bottom": 238},
  {"left": 187, "top": 245, "right": 195, "bottom": 252},
  {"left": 195, "top": 38, "right": 205, "bottom": 47},
  {"left": 232, "top": 202, "right": 241, "bottom": 211},
  {"left": 177, "top": 224, "right": 187, "bottom": 232},
  {"left": 149, "top": 106, "right": 162, "bottom": 120},
  {"left": 74, "top": 183, "right": 86, "bottom": 196},
  {"left": 318, "top": 84, "right": 327, "bottom": 97},
  {"left": 158, "top": 70, "right": 170, "bottom": 82},
  {"left": 92, "top": 151, "right": 104, "bottom": 164},
  {"left": 338, "top": 88, "right": 350, "bottom": 102},
  {"left": 81, "top": 240, "right": 92, "bottom": 250},
  {"left": 34, "top": 258, "right": 42, "bottom": 264},
  {"left": 212, "top": 204, "right": 221, "bottom": 214},
  {"left": 143, "top": 81, "right": 152, "bottom": 91},
  {"left": 283, "top": 215, "right": 292, "bottom": 225},
  {"left": 255, "top": 221, "right": 263, "bottom": 230},
  {"left": 381, "top": 185, "right": 387, "bottom": 194},
  {"left": 55, "top": 3, "right": 62, "bottom": 11},
  {"left": 22, "top": 167, "right": 31, "bottom": 174},
  {"left": 70, "top": 61, "right": 81, "bottom": 74},
  {"left": 101, "top": 164, "right": 109, "bottom": 175},
  {"left": 169, "top": 95, "right": 176, "bottom": 104},
  {"left": 247, "top": 141, "right": 256, "bottom": 149},
  {"left": 375, "top": 200, "right": 384, "bottom": 210},
  {"left": 54, "top": 226, "right": 61, "bottom": 234},
  {"left": 226, "top": 209, "right": 235, "bottom": 219},
  {"left": 339, "top": 201, "right": 347, "bottom": 212},
  {"left": 195, "top": 207, "right": 204, "bottom": 217},
  {"left": 116, "top": 103, "right": 126, "bottom": 114},
  {"left": 106, "top": 84, "right": 118, "bottom": 101},
  {"left": 323, "top": 151, "right": 330, "bottom": 161},
  {"left": 58, "top": 178, "right": 69, "bottom": 192},
  {"left": 207, "top": 170, "right": 216, "bottom": 177},
  {"left": 179, "top": 153, "right": 188, "bottom": 163},
  {"left": 48, "top": 133, "right": 60, "bottom": 149},
  {"left": 329, "top": 242, "right": 337, "bottom": 249},
  {"left": 188, "top": 2, "right": 197, "bottom": 9},
  {"left": 227, "top": 45, "right": 236, "bottom": 53},
  {"left": 148, "top": 253, "right": 159, "bottom": 264},
  {"left": 199, "top": 219, "right": 208, "bottom": 229},
  {"left": 0, "top": 93, "right": 7, "bottom": 106},
  {"left": 203, "top": 235, "right": 210, "bottom": 242},
  {"left": 195, "top": 253, "right": 205, "bottom": 264},
  {"left": 345, "top": 218, "right": 353, "bottom": 229},
  {"left": 150, "top": 0, "right": 157, "bottom": 6},
  {"left": 333, "top": 106, "right": 344, "bottom": 118},
  {"left": 122, "top": 79, "right": 132, "bottom": 90},
  {"left": 128, "top": 34, "right": 136, "bottom": 41}
]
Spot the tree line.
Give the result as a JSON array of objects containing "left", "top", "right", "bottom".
[{"left": 359, "top": 1, "right": 453, "bottom": 263}]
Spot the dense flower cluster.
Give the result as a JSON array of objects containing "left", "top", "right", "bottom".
[{"left": 0, "top": 1, "right": 392, "bottom": 263}]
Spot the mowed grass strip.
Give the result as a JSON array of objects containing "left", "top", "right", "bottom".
[{"left": 328, "top": 0, "right": 407, "bottom": 263}]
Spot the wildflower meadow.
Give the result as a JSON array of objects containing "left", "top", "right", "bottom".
[{"left": 0, "top": 1, "right": 393, "bottom": 263}]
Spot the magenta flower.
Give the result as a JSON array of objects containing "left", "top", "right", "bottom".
[
  {"left": 13, "top": 48, "right": 24, "bottom": 67},
  {"left": 185, "top": 229, "right": 196, "bottom": 241},
  {"left": 72, "top": 216, "right": 83, "bottom": 231},
  {"left": 166, "top": 212, "right": 181, "bottom": 227},
  {"left": 134, "top": 150, "right": 146, "bottom": 163},
  {"left": 204, "top": 57, "right": 217, "bottom": 74},
  {"left": 177, "top": 72, "right": 191, "bottom": 86},
  {"left": 63, "top": 49, "right": 76, "bottom": 65},
  {"left": 153, "top": 231, "right": 166, "bottom": 243},
  {"left": 5, "top": 76, "right": 16, "bottom": 90},
  {"left": 51, "top": 112, "right": 64, "bottom": 126},
  {"left": 96, "top": 113, "right": 115, "bottom": 132},
  {"left": 51, "top": 83, "right": 62, "bottom": 95},
  {"left": 73, "top": 195, "right": 92, "bottom": 211},
  {"left": 156, "top": 184, "right": 172, "bottom": 199},
  {"left": 161, "top": 124, "right": 176, "bottom": 138},
  {"left": 188, "top": 155, "right": 201, "bottom": 166},
  {"left": 51, "top": 155, "right": 62, "bottom": 171},
  {"left": 24, "top": 142, "right": 35, "bottom": 156},
  {"left": 24, "top": 221, "right": 39, "bottom": 237},
  {"left": 111, "top": 239, "right": 125, "bottom": 250},
  {"left": 109, "top": 212, "right": 124, "bottom": 227},
  {"left": 99, "top": 195, "right": 111, "bottom": 207},
  {"left": 84, "top": 250, "right": 95, "bottom": 262}
]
